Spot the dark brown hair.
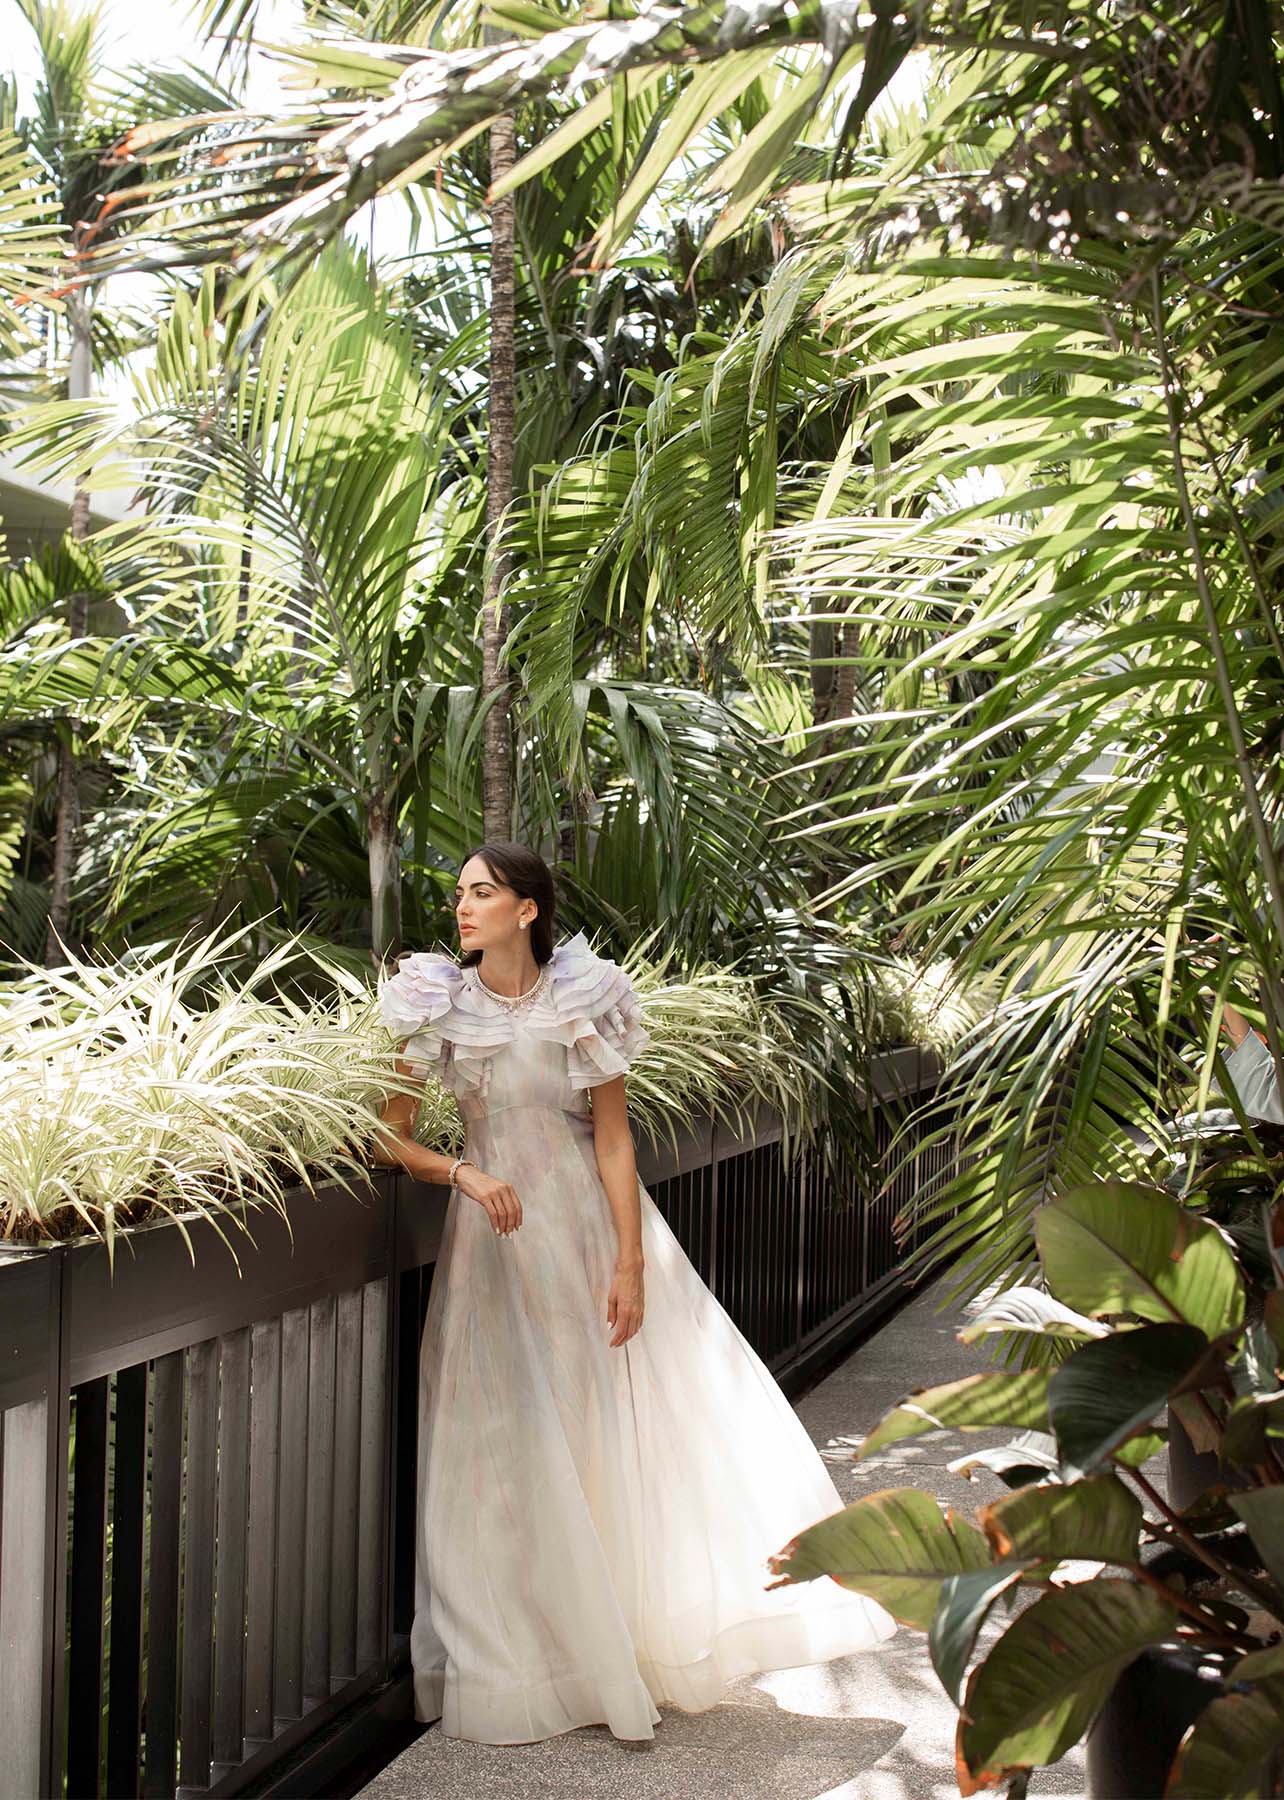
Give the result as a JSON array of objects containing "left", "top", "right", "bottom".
[{"left": 454, "top": 842, "right": 557, "bottom": 968}]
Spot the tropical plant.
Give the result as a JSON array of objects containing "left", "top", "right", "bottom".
[
  {"left": 20, "top": 0, "right": 1280, "bottom": 1283},
  {"left": 0, "top": 926, "right": 414, "bottom": 1261},
  {"left": 0, "top": 529, "right": 182, "bottom": 966},
  {"left": 103, "top": 0, "right": 1284, "bottom": 1332},
  {"left": 59, "top": 0, "right": 1281, "bottom": 287},
  {"left": 6, "top": 239, "right": 486, "bottom": 961},
  {"left": 0, "top": 917, "right": 913, "bottom": 1255},
  {"left": 6, "top": 0, "right": 241, "bottom": 960},
  {"left": 768, "top": 1178, "right": 1284, "bottom": 1797}
]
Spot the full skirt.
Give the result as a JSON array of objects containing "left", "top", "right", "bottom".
[{"left": 410, "top": 1106, "right": 896, "bottom": 1743}]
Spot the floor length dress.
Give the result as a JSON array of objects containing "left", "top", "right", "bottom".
[{"left": 378, "top": 930, "right": 896, "bottom": 1745}]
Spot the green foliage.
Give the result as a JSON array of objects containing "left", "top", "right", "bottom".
[
  {"left": 980, "top": 1475, "right": 1143, "bottom": 1566},
  {"left": 1046, "top": 1323, "right": 1215, "bottom": 1477},
  {"left": 1036, "top": 1182, "right": 1247, "bottom": 1340},
  {"left": 766, "top": 1487, "right": 989, "bottom": 1631},
  {"left": 856, "top": 1370, "right": 1051, "bottom": 1459},
  {"left": 1166, "top": 1675, "right": 1284, "bottom": 1800},
  {"left": 0, "top": 926, "right": 411, "bottom": 1259},
  {"left": 0, "top": 922, "right": 851, "bottom": 1254},
  {"left": 958, "top": 1583, "right": 1179, "bottom": 1793},
  {"left": 768, "top": 1180, "right": 1284, "bottom": 1796}
]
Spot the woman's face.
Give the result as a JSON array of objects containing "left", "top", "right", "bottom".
[{"left": 454, "top": 856, "right": 533, "bottom": 951}]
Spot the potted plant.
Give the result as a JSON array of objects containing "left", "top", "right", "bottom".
[
  {"left": 767, "top": 1179, "right": 1284, "bottom": 1797},
  {"left": 1149, "top": 1106, "right": 1284, "bottom": 1508}
]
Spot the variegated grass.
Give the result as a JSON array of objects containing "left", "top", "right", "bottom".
[
  {"left": 856, "top": 955, "right": 995, "bottom": 1057},
  {"left": 1, "top": 923, "right": 978, "bottom": 1260},
  {"left": 0, "top": 926, "right": 441, "bottom": 1261}
]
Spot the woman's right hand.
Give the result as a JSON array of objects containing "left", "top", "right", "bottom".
[{"left": 455, "top": 1163, "right": 523, "bottom": 1235}]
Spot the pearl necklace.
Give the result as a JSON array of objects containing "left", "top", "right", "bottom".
[{"left": 469, "top": 963, "right": 549, "bottom": 1010}]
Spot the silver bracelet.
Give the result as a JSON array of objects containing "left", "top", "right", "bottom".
[{"left": 448, "top": 1156, "right": 475, "bottom": 1190}]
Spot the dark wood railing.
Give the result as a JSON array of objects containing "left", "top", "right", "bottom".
[{"left": 0, "top": 1050, "right": 943, "bottom": 1799}]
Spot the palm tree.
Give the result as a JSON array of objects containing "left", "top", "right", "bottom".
[
  {"left": 10, "top": 0, "right": 239, "bottom": 962},
  {"left": 482, "top": 92, "right": 517, "bottom": 840},
  {"left": 13, "top": 0, "right": 112, "bottom": 961},
  {"left": 6, "top": 241, "right": 475, "bottom": 959},
  {"left": 0, "top": 533, "right": 122, "bottom": 965}
]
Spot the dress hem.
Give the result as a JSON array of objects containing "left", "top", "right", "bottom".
[{"left": 413, "top": 1589, "right": 896, "bottom": 1744}]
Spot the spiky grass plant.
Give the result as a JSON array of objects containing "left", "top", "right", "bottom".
[
  {"left": 612, "top": 935, "right": 819, "bottom": 1162},
  {"left": 856, "top": 957, "right": 997, "bottom": 1058},
  {"left": 0, "top": 923, "right": 972, "bottom": 1262},
  {"left": 0, "top": 927, "right": 437, "bottom": 1262}
]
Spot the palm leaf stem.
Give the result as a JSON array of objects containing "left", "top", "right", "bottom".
[{"left": 1150, "top": 265, "right": 1284, "bottom": 1066}]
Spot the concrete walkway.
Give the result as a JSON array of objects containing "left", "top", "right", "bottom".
[{"left": 361, "top": 1284, "right": 1087, "bottom": 1800}]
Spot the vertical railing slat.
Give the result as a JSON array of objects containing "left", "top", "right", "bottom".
[
  {"left": 244, "top": 1317, "right": 281, "bottom": 1755},
  {"left": 106, "top": 1362, "right": 148, "bottom": 1800},
  {"left": 212, "top": 1327, "right": 251, "bottom": 1782},
  {"left": 302, "top": 1295, "right": 336, "bottom": 1712},
  {"left": 272, "top": 1307, "right": 308, "bottom": 1732},
  {"left": 328, "top": 1287, "right": 363, "bottom": 1690},
  {"left": 66, "top": 1375, "right": 110, "bottom": 1800},
  {"left": 144, "top": 1351, "right": 184, "bottom": 1799},
  {"left": 0, "top": 1399, "right": 48, "bottom": 1799},
  {"left": 179, "top": 1339, "right": 218, "bottom": 1795},
  {"left": 356, "top": 1277, "right": 388, "bottom": 1670},
  {"left": 391, "top": 1268, "right": 425, "bottom": 1648}
]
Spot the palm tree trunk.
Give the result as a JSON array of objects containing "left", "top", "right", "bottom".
[
  {"left": 45, "top": 286, "right": 93, "bottom": 966},
  {"left": 557, "top": 778, "right": 594, "bottom": 866},
  {"left": 804, "top": 611, "right": 858, "bottom": 902},
  {"left": 367, "top": 783, "right": 402, "bottom": 966},
  {"left": 482, "top": 104, "right": 517, "bottom": 842}
]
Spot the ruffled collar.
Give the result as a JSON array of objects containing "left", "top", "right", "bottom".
[
  {"left": 457, "top": 931, "right": 582, "bottom": 1012},
  {"left": 383, "top": 928, "right": 648, "bottom": 1098}
]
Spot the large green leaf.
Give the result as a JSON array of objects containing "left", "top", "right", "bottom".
[
  {"left": 856, "top": 1371, "right": 1051, "bottom": 1460},
  {"left": 1047, "top": 1322, "right": 1214, "bottom": 1477},
  {"left": 1229, "top": 1491, "right": 1284, "bottom": 1598},
  {"left": 979, "top": 1475, "right": 1143, "bottom": 1566},
  {"left": 1166, "top": 1673, "right": 1284, "bottom": 1799},
  {"left": 1036, "top": 1182, "right": 1245, "bottom": 1340},
  {"left": 929, "top": 1564, "right": 1025, "bottom": 1705},
  {"left": 1221, "top": 1392, "right": 1284, "bottom": 1472},
  {"left": 957, "top": 1583, "right": 1178, "bottom": 1791},
  {"left": 766, "top": 1488, "right": 989, "bottom": 1630}
]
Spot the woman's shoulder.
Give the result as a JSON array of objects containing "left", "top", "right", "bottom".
[
  {"left": 542, "top": 930, "right": 650, "bottom": 1088},
  {"left": 547, "top": 929, "right": 633, "bottom": 1002},
  {"left": 377, "top": 948, "right": 464, "bottom": 1038}
]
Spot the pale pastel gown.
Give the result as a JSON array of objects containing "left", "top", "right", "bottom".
[{"left": 378, "top": 929, "right": 895, "bottom": 1746}]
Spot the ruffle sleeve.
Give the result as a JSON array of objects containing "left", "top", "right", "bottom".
[
  {"left": 535, "top": 930, "right": 652, "bottom": 1091},
  {"left": 378, "top": 951, "right": 462, "bottom": 1079}
]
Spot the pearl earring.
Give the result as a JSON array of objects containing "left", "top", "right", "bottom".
[{"left": 520, "top": 920, "right": 528, "bottom": 930}]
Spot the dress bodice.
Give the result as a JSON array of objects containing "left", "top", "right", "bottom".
[
  {"left": 453, "top": 1021, "right": 586, "bottom": 1124},
  {"left": 378, "top": 929, "right": 650, "bottom": 1115}
]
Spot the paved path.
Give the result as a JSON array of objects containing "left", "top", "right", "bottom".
[{"left": 361, "top": 1284, "right": 1087, "bottom": 1800}]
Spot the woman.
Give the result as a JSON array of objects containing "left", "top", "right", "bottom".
[
  {"left": 374, "top": 841, "right": 895, "bottom": 1746},
  {"left": 1215, "top": 997, "right": 1284, "bottom": 1124}
]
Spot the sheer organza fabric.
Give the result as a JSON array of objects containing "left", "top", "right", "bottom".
[{"left": 378, "top": 931, "right": 895, "bottom": 1745}]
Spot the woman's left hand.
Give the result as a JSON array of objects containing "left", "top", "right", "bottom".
[{"left": 607, "top": 1262, "right": 644, "bottom": 1348}]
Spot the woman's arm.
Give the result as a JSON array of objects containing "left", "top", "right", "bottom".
[
  {"left": 590, "top": 1075, "right": 645, "bottom": 1346},
  {"left": 1217, "top": 1015, "right": 1284, "bottom": 1126},
  {"left": 372, "top": 1056, "right": 463, "bottom": 1185}
]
